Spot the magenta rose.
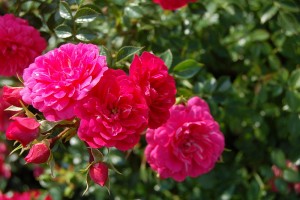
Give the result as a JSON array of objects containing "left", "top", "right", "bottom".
[
  {"left": 21, "top": 43, "right": 108, "bottom": 121},
  {"left": 0, "top": 14, "right": 47, "bottom": 77},
  {"left": 145, "top": 96, "right": 225, "bottom": 181},
  {"left": 129, "top": 52, "right": 176, "bottom": 129},
  {"left": 25, "top": 142, "right": 50, "bottom": 164},
  {"left": 153, "top": 0, "right": 196, "bottom": 10},
  {"left": 89, "top": 162, "right": 109, "bottom": 187},
  {"left": 6, "top": 117, "right": 40, "bottom": 146},
  {"left": 76, "top": 69, "right": 148, "bottom": 151}
]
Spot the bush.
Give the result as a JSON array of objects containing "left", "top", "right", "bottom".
[{"left": 1, "top": 0, "right": 300, "bottom": 199}]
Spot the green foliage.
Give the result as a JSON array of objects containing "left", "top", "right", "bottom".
[{"left": 1, "top": 0, "right": 300, "bottom": 199}]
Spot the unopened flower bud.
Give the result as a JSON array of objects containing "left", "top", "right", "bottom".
[
  {"left": 3, "top": 86, "right": 23, "bottom": 107},
  {"left": 25, "top": 142, "right": 50, "bottom": 164},
  {"left": 6, "top": 117, "right": 40, "bottom": 146},
  {"left": 89, "top": 162, "right": 108, "bottom": 187}
]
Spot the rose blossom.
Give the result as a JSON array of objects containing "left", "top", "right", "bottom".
[
  {"left": 153, "top": 0, "right": 196, "bottom": 10},
  {"left": 25, "top": 142, "right": 50, "bottom": 164},
  {"left": 21, "top": 43, "right": 108, "bottom": 121},
  {"left": 0, "top": 190, "right": 52, "bottom": 200},
  {"left": 0, "top": 14, "right": 47, "bottom": 77},
  {"left": 75, "top": 69, "right": 148, "bottom": 151},
  {"left": 129, "top": 52, "right": 176, "bottom": 129},
  {"left": 89, "top": 162, "right": 109, "bottom": 187},
  {"left": 6, "top": 117, "right": 40, "bottom": 146},
  {"left": 145, "top": 96, "right": 225, "bottom": 181}
]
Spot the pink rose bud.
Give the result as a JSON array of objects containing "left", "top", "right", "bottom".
[
  {"left": 3, "top": 86, "right": 23, "bottom": 107},
  {"left": 25, "top": 142, "right": 50, "bottom": 164},
  {"left": 6, "top": 117, "right": 40, "bottom": 146},
  {"left": 89, "top": 162, "right": 108, "bottom": 187}
]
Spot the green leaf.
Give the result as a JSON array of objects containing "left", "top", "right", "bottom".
[
  {"left": 288, "top": 69, "right": 300, "bottom": 89},
  {"left": 275, "top": 0, "right": 300, "bottom": 12},
  {"left": 283, "top": 169, "right": 300, "bottom": 183},
  {"left": 285, "top": 90, "right": 300, "bottom": 112},
  {"left": 271, "top": 150, "right": 286, "bottom": 168},
  {"left": 100, "top": 46, "right": 112, "bottom": 67},
  {"left": 54, "top": 24, "right": 73, "bottom": 38},
  {"left": 216, "top": 76, "right": 231, "bottom": 93},
  {"left": 173, "top": 59, "right": 203, "bottom": 79},
  {"left": 59, "top": 1, "right": 72, "bottom": 20},
  {"left": 116, "top": 46, "right": 143, "bottom": 63},
  {"left": 75, "top": 28, "right": 97, "bottom": 42},
  {"left": 39, "top": 120, "right": 58, "bottom": 133},
  {"left": 278, "top": 12, "right": 300, "bottom": 35},
  {"left": 261, "top": 6, "right": 278, "bottom": 24},
  {"left": 74, "top": 7, "right": 99, "bottom": 23},
  {"left": 159, "top": 49, "right": 173, "bottom": 69},
  {"left": 248, "top": 29, "right": 270, "bottom": 42},
  {"left": 124, "top": 6, "right": 143, "bottom": 19}
]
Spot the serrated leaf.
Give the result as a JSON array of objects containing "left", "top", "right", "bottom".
[
  {"left": 54, "top": 24, "right": 73, "bottom": 38},
  {"left": 74, "top": 7, "right": 99, "bottom": 23},
  {"left": 116, "top": 46, "right": 143, "bottom": 63},
  {"left": 59, "top": 1, "right": 72, "bottom": 20},
  {"left": 173, "top": 59, "right": 203, "bottom": 79},
  {"left": 124, "top": 6, "right": 143, "bottom": 19},
  {"left": 75, "top": 28, "right": 97, "bottom": 41},
  {"left": 159, "top": 49, "right": 173, "bottom": 69},
  {"left": 39, "top": 120, "right": 58, "bottom": 133}
]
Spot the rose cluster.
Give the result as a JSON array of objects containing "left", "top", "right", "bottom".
[
  {"left": 1, "top": 13, "right": 225, "bottom": 188},
  {"left": 0, "top": 190, "right": 52, "bottom": 200}
]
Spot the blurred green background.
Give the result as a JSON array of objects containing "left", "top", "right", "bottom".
[{"left": 1, "top": 0, "right": 300, "bottom": 199}]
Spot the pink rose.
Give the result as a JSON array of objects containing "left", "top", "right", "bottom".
[
  {"left": 25, "top": 142, "right": 50, "bottom": 164},
  {"left": 153, "top": 0, "right": 196, "bottom": 10},
  {"left": 3, "top": 86, "right": 23, "bottom": 107},
  {"left": 21, "top": 43, "right": 108, "bottom": 121},
  {"left": 76, "top": 69, "right": 148, "bottom": 151},
  {"left": 89, "top": 162, "right": 109, "bottom": 187},
  {"left": 6, "top": 117, "right": 40, "bottom": 146},
  {"left": 145, "top": 96, "right": 225, "bottom": 181},
  {"left": 0, "top": 190, "right": 52, "bottom": 200},
  {"left": 294, "top": 183, "right": 300, "bottom": 194},
  {"left": 129, "top": 52, "right": 176, "bottom": 129},
  {"left": 0, "top": 14, "right": 47, "bottom": 77}
]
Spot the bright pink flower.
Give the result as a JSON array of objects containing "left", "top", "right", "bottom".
[
  {"left": 76, "top": 69, "right": 148, "bottom": 151},
  {"left": 153, "top": 0, "right": 196, "bottom": 10},
  {"left": 6, "top": 117, "right": 40, "bottom": 146},
  {"left": 89, "top": 162, "right": 109, "bottom": 187},
  {"left": 25, "top": 142, "right": 50, "bottom": 164},
  {"left": 21, "top": 43, "right": 108, "bottom": 121},
  {"left": 0, "top": 14, "right": 47, "bottom": 77},
  {"left": 145, "top": 96, "right": 225, "bottom": 181},
  {"left": 0, "top": 88, "right": 11, "bottom": 132},
  {"left": 129, "top": 52, "right": 176, "bottom": 129},
  {"left": 3, "top": 86, "right": 23, "bottom": 107}
]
